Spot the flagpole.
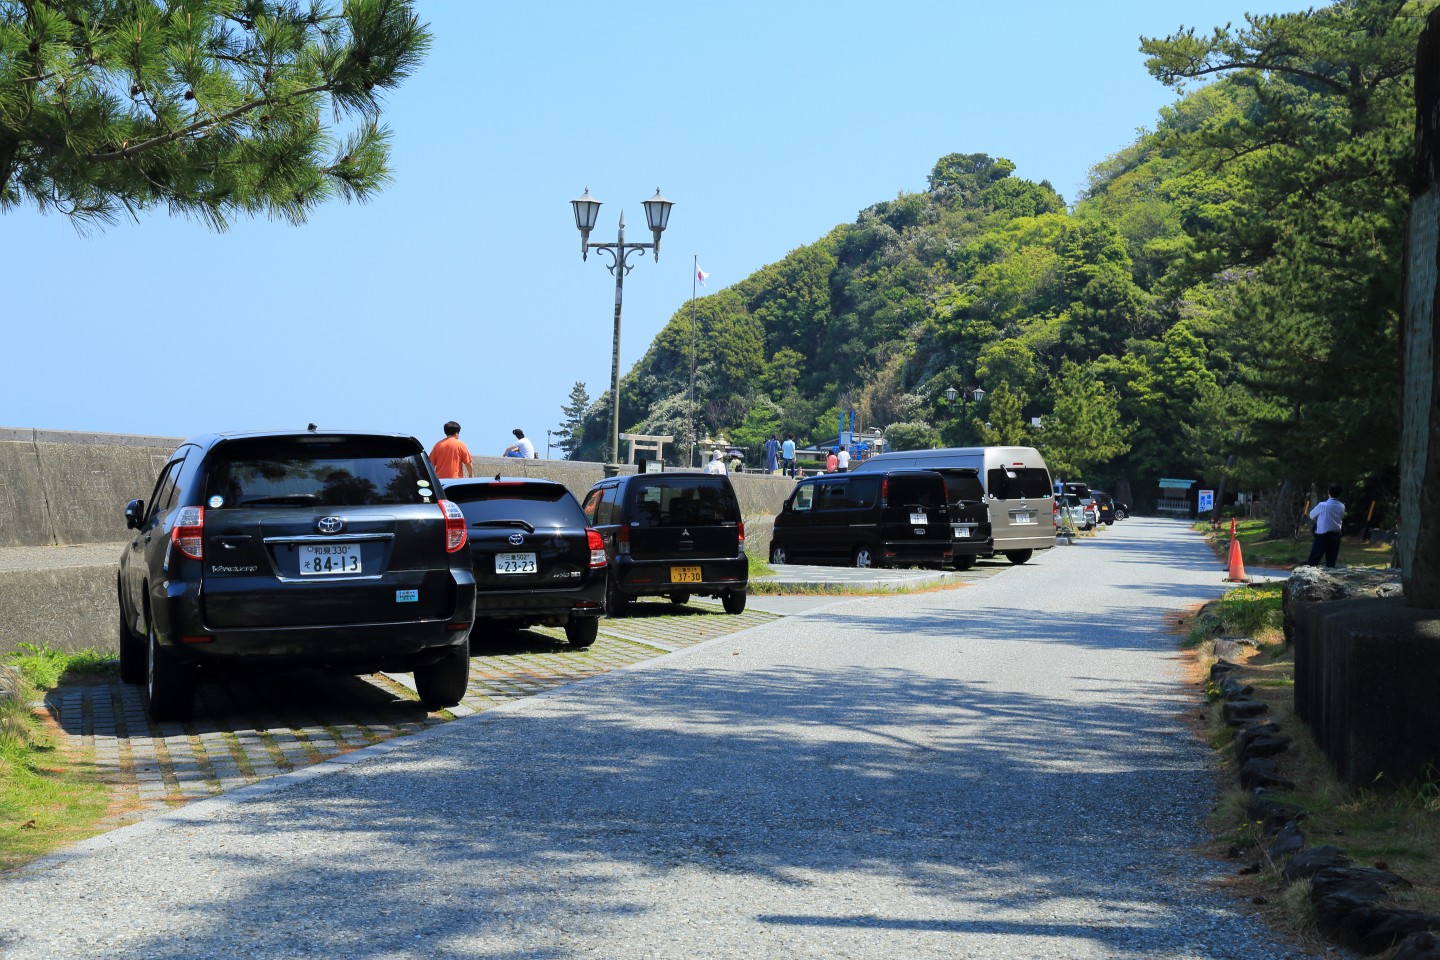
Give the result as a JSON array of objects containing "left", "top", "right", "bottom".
[{"left": 688, "top": 254, "right": 698, "bottom": 468}]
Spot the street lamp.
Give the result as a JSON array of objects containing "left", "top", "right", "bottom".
[
  {"left": 572, "top": 187, "right": 675, "bottom": 466},
  {"left": 945, "top": 385, "right": 986, "bottom": 443},
  {"left": 546, "top": 430, "right": 554, "bottom": 459}
]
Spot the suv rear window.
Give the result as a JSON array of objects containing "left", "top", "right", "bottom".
[
  {"left": 987, "top": 467, "right": 1052, "bottom": 500},
  {"left": 936, "top": 470, "right": 985, "bottom": 503},
  {"left": 884, "top": 473, "right": 946, "bottom": 508},
  {"left": 628, "top": 477, "right": 738, "bottom": 527},
  {"left": 446, "top": 481, "right": 584, "bottom": 525},
  {"left": 203, "top": 436, "right": 432, "bottom": 508}
]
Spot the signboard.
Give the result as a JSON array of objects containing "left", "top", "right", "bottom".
[{"left": 1198, "top": 489, "right": 1214, "bottom": 513}]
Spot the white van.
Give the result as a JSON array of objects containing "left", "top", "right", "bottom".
[{"left": 850, "top": 446, "right": 1055, "bottom": 564}]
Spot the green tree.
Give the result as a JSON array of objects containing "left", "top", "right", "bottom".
[
  {"left": 1039, "top": 361, "right": 1132, "bottom": 479},
  {"left": 554, "top": 381, "right": 590, "bottom": 460},
  {"left": 881, "top": 421, "right": 939, "bottom": 452},
  {"left": 975, "top": 382, "right": 1030, "bottom": 447},
  {"left": 0, "top": 0, "right": 430, "bottom": 229}
]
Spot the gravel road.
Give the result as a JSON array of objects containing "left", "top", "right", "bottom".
[{"left": 0, "top": 518, "right": 1315, "bottom": 959}]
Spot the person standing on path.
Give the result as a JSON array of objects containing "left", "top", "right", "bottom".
[
  {"left": 1306, "top": 483, "right": 1345, "bottom": 567},
  {"left": 836, "top": 444, "right": 850, "bottom": 472},
  {"left": 825, "top": 447, "right": 838, "bottom": 473},
  {"left": 781, "top": 433, "right": 797, "bottom": 477},
  {"left": 764, "top": 433, "right": 780, "bottom": 474},
  {"left": 429, "top": 421, "right": 472, "bottom": 479},
  {"left": 704, "top": 449, "right": 727, "bottom": 475},
  {"left": 504, "top": 429, "right": 536, "bottom": 459}
]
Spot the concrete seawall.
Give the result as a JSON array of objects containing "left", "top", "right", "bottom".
[{"left": 0, "top": 429, "right": 793, "bottom": 656}]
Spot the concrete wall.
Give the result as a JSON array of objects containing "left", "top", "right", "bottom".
[
  {"left": 0, "top": 430, "right": 796, "bottom": 656},
  {"left": 1293, "top": 596, "right": 1440, "bottom": 788},
  {"left": 0, "top": 429, "right": 177, "bottom": 548}
]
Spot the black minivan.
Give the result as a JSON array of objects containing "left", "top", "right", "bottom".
[
  {"left": 581, "top": 472, "right": 748, "bottom": 615},
  {"left": 769, "top": 470, "right": 952, "bottom": 568}
]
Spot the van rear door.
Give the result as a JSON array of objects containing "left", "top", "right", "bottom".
[
  {"left": 986, "top": 465, "right": 1054, "bottom": 552},
  {"left": 626, "top": 476, "right": 740, "bottom": 561}
]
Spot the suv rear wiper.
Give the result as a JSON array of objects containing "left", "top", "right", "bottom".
[
  {"left": 237, "top": 494, "right": 319, "bottom": 506},
  {"left": 472, "top": 519, "right": 536, "bottom": 533}
]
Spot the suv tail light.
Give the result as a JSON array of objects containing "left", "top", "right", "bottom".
[
  {"left": 439, "top": 500, "right": 467, "bottom": 553},
  {"left": 617, "top": 522, "right": 630, "bottom": 556},
  {"left": 737, "top": 519, "right": 745, "bottom": 547},
  {"left": 880, "top": 477, "right": 889, "bottom": 507},
  {"left": 172, "top": 506, "right": 204, "bottom": 561},
  {"left": 586, "top": 528, "right": 607, "bottom": 568}
]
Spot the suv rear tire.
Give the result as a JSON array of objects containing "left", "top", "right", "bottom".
[
  {"left": 118, "top": 592, "right": 145, "bottom": 685},
  {"left": 415, "top": 638, "right": 470, "bottom": 708},
  {"left": 565, "top": 617, "right": 598, "bottom": 648},
  {"left": 605, "top": 574, "right": 629, "bottom": 617},
  {"left": 722, "top": 590, "right": 746, "bottom": 615},
  {"left": 144, "top": 622, "right": 196, "bottom": 721}
]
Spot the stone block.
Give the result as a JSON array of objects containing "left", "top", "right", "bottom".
[{"left": 1292, "top": 596, "right": 1440, "bottom": 789}]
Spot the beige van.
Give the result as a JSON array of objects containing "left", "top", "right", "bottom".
[{"left": 849, "top": 446, "right": 1055, "bottom": 564}]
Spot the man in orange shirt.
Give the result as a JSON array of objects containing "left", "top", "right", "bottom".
[{"left": 430, "top": 421, "right": 473, "bottom": 479}]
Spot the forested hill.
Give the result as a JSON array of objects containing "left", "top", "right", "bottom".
[{"left": 565, "top": 1, "right": 1428, "bottom": 523}]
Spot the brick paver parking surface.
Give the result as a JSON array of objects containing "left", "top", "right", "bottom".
[{"left": 44, "top": 600, "right": 778, "bottom": 831}]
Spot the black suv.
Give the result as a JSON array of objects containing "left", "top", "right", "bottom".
[
  {"left": 441, "top": 477, "right": 607, "bottom": 647},
  {"left": 930, "top": 467, "right": 992, "bottom": 570},
  {"left": 581, "top": 473, "right": 748, "bottom": 615},
  {"left": 770, "top": 469, "right": 951, "bottom": 568},
  {"left": 117, "top": 431, "right": 477, "bottom": 720}
]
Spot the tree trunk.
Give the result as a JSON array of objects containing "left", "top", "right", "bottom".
[
  {"left": 1400, "top": 9, "right": 1440, "bottom": 607},
  {"left": 1269, "top": 479, "right": 1303, "bottom": 540}
]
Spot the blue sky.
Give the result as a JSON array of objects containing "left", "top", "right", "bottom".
[{"left": 1, "top": 1, "right": 1307, "bottom": 454}]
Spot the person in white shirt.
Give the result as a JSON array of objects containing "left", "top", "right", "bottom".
[
  {"left": 704, "top": 449, "right": 727, "bottom": 475},
  {"left": 836, "top": 444, "right": 850, "bottom": 472},
  {"left": 1305, "top": 484, "right": 1345, "bottom": 568},
  {"left": 504, "top": 428, "right": 536, "bottom": 459}
]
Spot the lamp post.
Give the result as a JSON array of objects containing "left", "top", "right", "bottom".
[
  {"left": 571, "top": 187, "right": 675, "bottom": 465},
  {"left": 546, "top": 430, "right": 554, "bottom": 459},
  {"left": 945, "top": 385, "right": 986, "bottom": 443}
]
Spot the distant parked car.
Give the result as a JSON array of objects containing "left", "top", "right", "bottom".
[
  {"left": 117, "top": 430, "right": 477, "bottom": 721},
  {"left": 441, "top": 477, "right": 607, "bottom": 647},
  {"left": 1090, "top": 490, "right": 1118, "bottom": 525},
  {"left": 770, "top": 469, "right": 952, "bottom": 569},
  {"left": 582, "top": 472, "right": 748, "bottom": 615}
]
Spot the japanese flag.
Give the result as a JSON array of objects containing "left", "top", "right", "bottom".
[{"left": 696, "top": 265, "right": 710, "bottom": 286}]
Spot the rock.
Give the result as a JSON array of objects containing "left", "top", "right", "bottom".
[
  {"left": 1235, "top": 723, "right": 1282, "bottom": 749},
  {"left": 1223, "top": 698, "right": 1270, "bottom": 724},
  {"left": 1219, "top": 675, "right": 1254, "bottom": 699},
  {"left": 1240, "top": 757, "right": 1295, "bottom": 791},
  {"left": 1238, "top": 733, "right": 1292, "bottom": 762},
  {"left": 1394, "top": 931, "right": 1440, "bottom": 960},
  {"left": 1210, "top": 659, "right": 1239, "bottom": 679},
  {"left": 1267, "top": 820, "right": 1306, "bottom": 859},
  {"left": 1284, "top": 566, "right": 1404, "bottom": 643},
  {"left": 1283, "top": 845, "right": 1353, "bottom": 883},
  {"left": 1311, "top": 865, "right": 1413, "bottom": 901},
  {"left": 1357, "top": 909, "right": 1440, "bottom": 955},
  {"left": 1212, "top": 638, "right": 1257, "bottom": 663},
  {"left": 1247, "top": 788, "right": 1306, "bottom": 834}
]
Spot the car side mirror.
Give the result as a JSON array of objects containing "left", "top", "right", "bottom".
[{"left": 124, "top": 498, "right": 144, "bottom": 530}]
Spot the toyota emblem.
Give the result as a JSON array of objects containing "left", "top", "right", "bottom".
[
  {"left": 508, "top": 533, "right": 525, "bottom": 546},
  {"left": 317, "top": 517, "right": 345, "bottom": 534}
]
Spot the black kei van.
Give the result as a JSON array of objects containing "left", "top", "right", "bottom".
[
  {"left": 581, "top": 472, "right": 748, "bottom": 615},
  {"left": 769, "top": 470, "right": 951, "bottom": 569},
  {"left": 930, "top": 467, "right": 993, "bottom": 570}
]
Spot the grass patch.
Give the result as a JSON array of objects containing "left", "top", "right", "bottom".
[
  {"left": 0, "top": 646, "right": 117, "bottom": 872},
  {"left": 1197, "top": 518, "right": 1394, "bottom": 570},
  {"left": 1190, "top": 585, "right": 1440, "bottom": 934}
]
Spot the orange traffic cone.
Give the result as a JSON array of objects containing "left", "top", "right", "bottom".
[{"left": 1224, "top": 517, "right": 1251, "bottom": 583}]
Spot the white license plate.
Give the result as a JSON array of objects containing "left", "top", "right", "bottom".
[
  {"left": 910, "top": 513, "right": 927, "bottom": 525},
  {"left": 299, "top": 543, "right": 361, "bottom": 576},
  {"left": 953, "top": 525, "right": 971, "bottom": 538},
  {"left": 1013, "top": 512, "right": 1035, "bottom": 524},
  {"left": 495, "top": 552, "right": 537, "bottom": 574}
]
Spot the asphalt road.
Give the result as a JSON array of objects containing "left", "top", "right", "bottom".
[{"left": 0, "top": 518, "right": 1312, "bottom": 959}]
